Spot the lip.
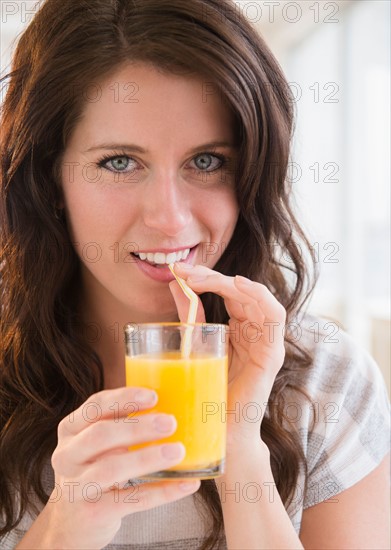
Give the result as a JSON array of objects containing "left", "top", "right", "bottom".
[{"left": 132, "top": 245, "right": 198, "bottom": 283}]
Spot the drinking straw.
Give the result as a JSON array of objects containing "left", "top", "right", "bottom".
[{"left": 168, "top": 263, "right": 198, "bottom": 358}]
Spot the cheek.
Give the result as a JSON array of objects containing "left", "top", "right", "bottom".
[
  {"left": 62, "top": 181, "right": 129, "bottom": 244},
  {"left": 63, "top": 192, "right": 102, "bottom": 243},
  {"left": 216, "top": 190, "right": 239, "bottom": 236},
  {"left": 201, "top": 190, "right": 239, "bottom": 263}
]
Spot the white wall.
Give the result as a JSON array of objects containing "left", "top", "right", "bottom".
[{"left": 256, "top": 0, "right": 390, "bottom": 392}]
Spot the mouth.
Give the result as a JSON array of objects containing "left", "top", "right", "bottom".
[
  {"left": 130, "top": 245, "right": 198, "bottom": 282},
  {"left": 131, "top": 246, "right": 192, "bottom": 267}
]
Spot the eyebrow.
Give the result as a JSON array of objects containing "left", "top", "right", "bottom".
[{"left": 84, "top": 141, "right": 236, "bottom": 154}]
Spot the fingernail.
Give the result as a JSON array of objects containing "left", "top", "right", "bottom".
[
  {"left": 235, "top": 275, "right": 253, "bottom": 285},
  {"left": 188, "top": 276, "right": 207, "bottom": 283},
  {"left": 134, "top": 389, "right": 157, "bottom": 404},
  {"left": 161, "top": 443, "right": 185, "bottom": 460},
  {"left": 179, "top": 480, "right": 200, "bottom": 492},
  {"left": 153, "top": 414, "right": 176, "bottom": 433}
]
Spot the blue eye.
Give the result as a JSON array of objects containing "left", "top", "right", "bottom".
[
  {"left": 192, "top": 153, "right": 225, "bottom": 172},
  {"left": 98, "top": 154, "right": 137, "bottom": 173},
  {"left": 109, "top": 157, "right": 130, "bottom": 171}
]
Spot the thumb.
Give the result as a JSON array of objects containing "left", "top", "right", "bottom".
[{"left": 169, "top": 280, "right": 206, "bottom": 323}]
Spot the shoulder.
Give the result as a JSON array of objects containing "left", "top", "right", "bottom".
[
  {"left": 286, "top": 313, "right": 390, "bottom": 509},
  {"left": 293, "top": 313, "right": 388, "bottom": 405}
]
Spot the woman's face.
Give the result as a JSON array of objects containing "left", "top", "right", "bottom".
[{"left": 60, "top": 63, "right": 239, "bottom": 321}]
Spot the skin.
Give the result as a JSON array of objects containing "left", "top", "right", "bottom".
[{"left": 16, "top": 63, "right": 390, "bottom": 549}]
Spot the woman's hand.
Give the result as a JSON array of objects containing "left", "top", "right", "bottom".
[
  {"left": 171, "top": 264, "right": 305, "bottom": 550},
  {"left": 18, "top": 388, "right": 200, "bottom": 549},
  {"left": 171, "top": 263, "right": 286, "bottom": 449}
]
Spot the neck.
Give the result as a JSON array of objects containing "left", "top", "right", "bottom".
[{"left": 78, "top": 273, "right": 178, "bottom": 389}]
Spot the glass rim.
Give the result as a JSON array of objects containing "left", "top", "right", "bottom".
[{"left": 124, "top": 322, "right": 229, "bottom": 335}]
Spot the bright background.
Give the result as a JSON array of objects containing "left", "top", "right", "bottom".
[
  {"left": 1, "top": 0, "right": 390, "bottom": 392},
  {"left": 254, "top": 0, "right": 390, "bottom": 393}
]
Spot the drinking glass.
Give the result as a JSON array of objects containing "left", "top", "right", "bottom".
[{"left": 125, "top": 322, "right": 228, "bottom": 479}]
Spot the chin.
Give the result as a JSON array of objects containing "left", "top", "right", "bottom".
[{"left": 120, "top": 291, "right": 177, "bottom": 322}]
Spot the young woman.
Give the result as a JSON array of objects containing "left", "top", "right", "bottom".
[{"left": 1, "top": 0, "right": 389, "bottom": 548}]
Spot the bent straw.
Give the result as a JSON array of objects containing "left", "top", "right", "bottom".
[{"left": 168, "top": 263, "right": 198, "bottom": 358}]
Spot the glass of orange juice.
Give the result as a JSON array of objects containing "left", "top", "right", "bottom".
[{"left": 125, "top": 322, "right": 228, "bottom": 479}]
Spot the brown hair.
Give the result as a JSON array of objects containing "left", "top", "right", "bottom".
[{"left": 0, "top": 0, "right": 316, "bottom": 547}]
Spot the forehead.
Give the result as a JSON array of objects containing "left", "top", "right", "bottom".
[{"left": 68, "top": 62, "right": 236, "bottom": 149}]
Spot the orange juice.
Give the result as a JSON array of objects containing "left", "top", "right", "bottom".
[{"left": 125, "top": 351, "right": 228, "bottom": 473}]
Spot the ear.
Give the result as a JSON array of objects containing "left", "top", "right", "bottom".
[{"left": 169, "top": 280, "right": 206, "bottom": 323}]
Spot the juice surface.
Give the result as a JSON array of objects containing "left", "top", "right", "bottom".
[{"left": 125, "top": 351, "right": 228, "bottom": 470}]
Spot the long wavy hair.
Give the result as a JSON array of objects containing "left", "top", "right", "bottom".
[{"left": 0, "top": 0, "right": 317, "bottom": 547}]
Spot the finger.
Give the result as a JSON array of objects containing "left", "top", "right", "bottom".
[
  {"left": 231, "top": 279, "right": 286, "bottom": 348},
  {"left": 173, "top": 262, "right": 213, "bottom": 278},
  {"left": 184, "top": 271, "right": 285, "bottom": 326},
  {"left": 240, "top": 301, "right": 283, "bottom": 360},
  {"left": 58, "top": 387, "right": 158, "bottom": 438},
  {"left": 68, "top": 479, "right": 201, "bottom": 522},
  {"left": 185, "top": 271, "right": 261, "bottom": 322},
  {"left": 114, "top": 478, "right": 201, "bottom": 516},
  {"left": 175, "top": 263, "right": 286, "bottom": 325},
  {"left": 234, "top": 276, "right": 286, "bottom": 324},
  {"left": 63, "top": 413, "right": 178, "bottom": 465},
  {"left": 81, "top": 442, "right": 188, "bottom": 489},
  {"left": 118, "top": 479, "right": 201, "bottom": 511},
  {"left": 168, "top": 280, "right": 205, "bottom": 323}
]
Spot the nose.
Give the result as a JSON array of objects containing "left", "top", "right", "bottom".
[{"left": 141, "top": 171, "right": 192, "bottom": 236}]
